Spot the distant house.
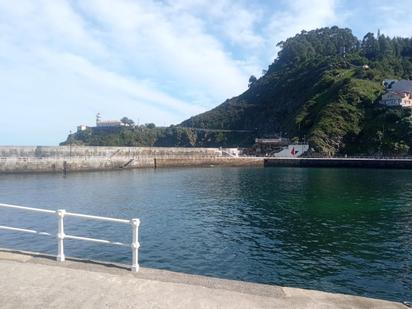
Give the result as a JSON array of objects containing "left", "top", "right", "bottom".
[
  {"left": 388, "top": 79, "right": 412, "bottom": 92},
  {"left": 380, "top": 92, "right": 412, "bottom": 108},
  {"left": 96, "top": 120, "right": 124, "bottom": 127},
  {"left": 380, "top": 79, "right": 412, "bottom": 108}
]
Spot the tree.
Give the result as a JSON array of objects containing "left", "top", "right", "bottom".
[
  {"left": 378, "top": 35, "right": 394, "bottom": 58},
  {"left": 121, "top": 117, "right": 135, "bottom": 127},
  {"left": 145, "top": 123, "right": 156, "bottom": 129},
  {"left": 248, "top": 75, "right": 257, "bottom": 87},
  {"left": 361, "top": 32, "right": 379, "bottom": 59},
  {"left": 275, "top": 27, "right": 359, "bottom": 64}
]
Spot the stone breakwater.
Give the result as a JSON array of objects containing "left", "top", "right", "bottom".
[{"left": 0, "top": 146, "right": 263, "bottom": 173}]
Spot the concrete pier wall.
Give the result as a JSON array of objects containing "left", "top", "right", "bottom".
[
  {"left": 0, "top": 146, "right": 263, "bottom": 173},
  {"left": 264, "top": 157, "right": 412, "bottom": 169},
  {"left": 0, "top": 146, "right": 222, "bottom": 158}
]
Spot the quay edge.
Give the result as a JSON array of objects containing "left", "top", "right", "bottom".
[
  {"left": 264, "top": 157, "right": 412, "bottom": 169},
  {"left": 0, "top": 249, "right": 406, "bottom": 309}
]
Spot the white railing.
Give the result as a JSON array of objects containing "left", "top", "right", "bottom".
[{"left": 0, "top": 203, "right": 140, "bottom": 272}]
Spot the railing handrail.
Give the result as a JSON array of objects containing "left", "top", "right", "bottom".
[
  {"left": 0, "top": 203, "right": 56, "bottom": 214},
  {"left": 0, "top": 203, "right": 140, "bottom": 272},
  {"left": 0, "top": 203, "right": 132, "bottom": 223},
  {"left": 64, "top": 211, "right": 131, "bottom": 224}
]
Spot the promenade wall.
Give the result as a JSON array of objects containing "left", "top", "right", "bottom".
[{"left": 0, "top": 146, "right": 263, "bottom": 173}]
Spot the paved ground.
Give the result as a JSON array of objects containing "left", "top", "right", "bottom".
[{"left": 0, "top": 250, "right": 406, "bottom": 309}]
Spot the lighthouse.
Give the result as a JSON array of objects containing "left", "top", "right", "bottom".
[{"left": 96, "top": 113, "right": 101, "bottom": 126}]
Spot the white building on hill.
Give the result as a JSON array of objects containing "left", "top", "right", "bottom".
[
  {"left": 380, "top": 92, "right": 412, "bottom": 107},
  {"left": 95, "top": 113, "right": 124, "bottom": 127},
  {"left": 96, "top": 120, "right": 123, "bottom": 127},
  {"left": 380, "top": 79, "right": 412, "bottom": 108}
]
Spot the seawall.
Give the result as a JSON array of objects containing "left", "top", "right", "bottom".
[
  {"left": 0, "top": 146, "right": 263, "bottom": 173},
  {"left": 264, "top": 157, "right": 412, "bottom": 169}
]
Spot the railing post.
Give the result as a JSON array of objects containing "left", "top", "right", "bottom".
[
  {"left": 131, "top": 218, "right": 140, "bottom": 272},
  {"left": 56, "top": 209, "right": 66, "bottom": 262}
]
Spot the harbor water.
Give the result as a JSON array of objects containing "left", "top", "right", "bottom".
[{"left": 0, "top": 167, "right": 410, "bottom": 302}]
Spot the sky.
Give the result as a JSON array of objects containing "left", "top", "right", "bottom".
[{"left": 1, "top": 0, "right": 412, "bottom": 145}]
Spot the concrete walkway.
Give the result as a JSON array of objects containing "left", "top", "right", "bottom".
[{"left": 0, "top": 250, "right": 406, "bottom": 309}]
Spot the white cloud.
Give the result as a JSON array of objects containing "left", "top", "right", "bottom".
[
  {"left": 76, "top": 0, "right": 254, "bottom": 103},
  {"left": 0, "top": 0, "right": 106, "bottom": 57},
  {"left": 166, "top": 0, "right": 264, "bottom": 48},
  {"left": 40, "top": 50, "right": 202, "bottom": 115},
  {"left": 265, "top": 0, "right": 343, "bottom": 61},
  {"left": 374, "top": 1, "right": 412, "bottom": 38}
]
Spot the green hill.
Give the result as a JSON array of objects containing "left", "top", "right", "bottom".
[
  {"left": 63, "top": 27, "right": 412, "bottom": 156},
  {"left": 181, "top": 27, "right": 412, "bottom": 155}
]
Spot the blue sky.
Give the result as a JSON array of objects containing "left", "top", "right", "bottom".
[{"left": 1, "top": 0, "right": 412, "bottom": 145}]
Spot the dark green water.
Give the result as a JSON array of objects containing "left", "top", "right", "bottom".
[{"left": 0, "top": 167, "right": 411, "bottom": 302}]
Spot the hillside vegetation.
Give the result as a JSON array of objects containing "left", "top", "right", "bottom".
[
  {"left": 64, "top": 27, "right": 412, "bottom": 155},
  {"left": 63, "top": 125, "right": 255, "bottom": 148}
]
